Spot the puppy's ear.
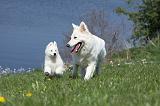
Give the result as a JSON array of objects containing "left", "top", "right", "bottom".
[
  {"left": 48, "top": 42, "right": 53, "bottom": 46},
  {"left": 72, "top": 23, "right": 78, "bottom": 29},
  {"left": 46, "top": 42, "right": 53, "bottom": 49},
  {"left": 79, "top": 21, "right": 89, "bottom": 32},
  {"left": 53, "top": 41, "right": 57, "bottom": 46}
]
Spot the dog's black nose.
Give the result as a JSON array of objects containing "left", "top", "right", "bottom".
[
  {"left": 44, "top": 72, "right": 49, "bottom": 76},
  {"left": 66, "top": 44, "right": 70, "bottom": 47},
  {"left": 54, "top": 53, "right": 56, "bottom": 56}
]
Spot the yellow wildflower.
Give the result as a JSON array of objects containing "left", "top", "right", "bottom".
[
  {"left": 26, "top": 92, "right": 32, "bottom": 97},
  {"left": 0, "top": 96, "right": 6, "bottom": 103},
  {"left": 47, "top": 78, "right": 51, "bottom": 80}
]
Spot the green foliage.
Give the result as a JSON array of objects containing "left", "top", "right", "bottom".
[{"left": 116, "top": 0, "right": 160, "bottom": 39}]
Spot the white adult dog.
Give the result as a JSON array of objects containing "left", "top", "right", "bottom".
[
  {"left": 66, "top": 21, "right": 106, "bottom": 80},
  {"left": 44, "top": 41, "right": 65, "bottom": 77}
]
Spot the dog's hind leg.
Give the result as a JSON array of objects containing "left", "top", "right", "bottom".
[
  {"left": 55, "top": 67, "right": 65, "bottom": 76},
  {"left": 95, "top": 60, "right": 101, "bottom": 75},
  {"left": 95, "top": 48, "right": 106, "bottom": 75},
  {"left": 80, "top": 67, "right": 86, "bottom": 78}
]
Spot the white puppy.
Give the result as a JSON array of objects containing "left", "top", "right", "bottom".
[
  {"left": 44, "top": 41, "right": 65, "bottom": 77},
  {"left": 66, "top": 21, "right": 106, "bottom": 80}
]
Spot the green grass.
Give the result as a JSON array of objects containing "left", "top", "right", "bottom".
[
  {"left": 0, "top": 41, "right": 160, "bottom": 106},
  {"left": 0, "top": 64, "right": 160, "bottom": 106}
]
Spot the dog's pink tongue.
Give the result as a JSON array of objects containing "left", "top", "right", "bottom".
[{"left": 72, "top": 43, "right": 81, "bottom": 53}]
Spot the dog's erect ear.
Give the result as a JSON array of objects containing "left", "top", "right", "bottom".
[
  {"left": 53, "top": 41, "right": 57, "bottom": 46},
  {"left": 46, "top": 42, "right": 53, "bottom": 49},
  {"left": 72, "top": 23, "right": 78, "bottom": 29},
  {"left": 79, "top": 21, "right": 89, "bottom": 32},
  {"left": 48, "top": 42, "right": 53, "bottom": 46}
]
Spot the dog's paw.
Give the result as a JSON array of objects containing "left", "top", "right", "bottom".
[
  {"left": 84, "top": 76, "right": 91, "bottom": 81},
  {"left": 44, "top": 77, "right": 52, "bottom": 81},
  {"left": 84, "top": 78, "right": 89, "bottom": 81},
  {"left": 69, "top": 75, "right": 77, "bottom": 79}
]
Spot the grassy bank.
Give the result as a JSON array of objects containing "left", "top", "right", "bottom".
[{"left": 0, "top": 42, "right": 160, "bottom": 106}]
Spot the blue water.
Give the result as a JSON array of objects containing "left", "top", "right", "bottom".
[{"left": 0, "top": 0, "right": 132, "bottom": 69}]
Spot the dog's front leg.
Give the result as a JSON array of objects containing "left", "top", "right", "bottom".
[
  {"left": 84, "top": 62, "right": 96, "bottom": 80},
  {"left": 71, "top": 64, "right": 78, "bottom": 78}
]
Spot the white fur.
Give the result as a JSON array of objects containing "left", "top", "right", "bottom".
[
  {"left": 44, "top": 41, "right": 65, "bottom": 76},
  {"left": 67, "top": 21, "right": 106, "bottom": 80}
]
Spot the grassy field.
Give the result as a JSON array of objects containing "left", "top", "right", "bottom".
[{"left": 0, "top": 42, "right": 160, "bottom": 106}]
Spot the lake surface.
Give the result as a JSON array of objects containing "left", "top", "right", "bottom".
[{"left": 0, "top": 0, "right": 131, "bottom": 69}]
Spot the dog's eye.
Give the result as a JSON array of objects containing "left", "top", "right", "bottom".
[
  {"left": 51, "top": 50, "right": 53, "bottom": 52},
  {"left": 74, "top": 37, "right": 77, "bottom": 39}
]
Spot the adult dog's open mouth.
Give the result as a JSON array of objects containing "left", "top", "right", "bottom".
[{"left": 71, "top": 42, "right": 83, "bottom": 54}]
